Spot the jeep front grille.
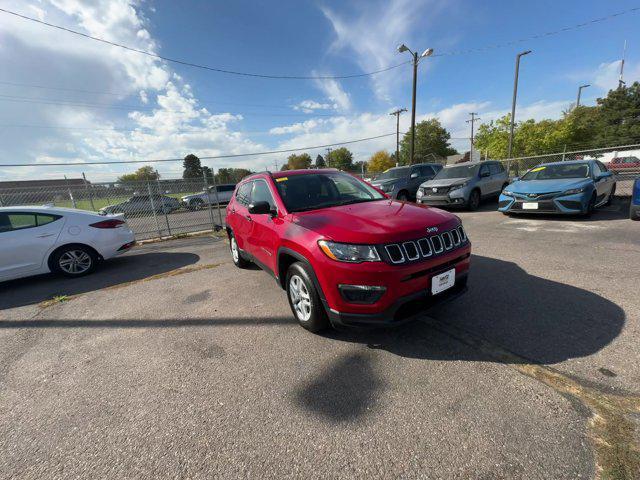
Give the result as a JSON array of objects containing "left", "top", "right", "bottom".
[{"left": 381, "top": 225, "right": 468, "bottom": 265}]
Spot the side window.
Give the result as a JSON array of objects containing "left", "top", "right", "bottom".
[
  {"left": 479, "top": 164, "right": 490, "bottom": 176},
  {"left": 235, "top": 182, "right": 253, "bottom": 206},
  {"left": 0, "top": 213, "right": 37, "bottom": 232},
  {"left": 410, "top": 166, "right": 420, "bottom": 177},
  {"left": 489, "top": 163, "right": 502, "bottom": 175},
  {"left": 592, "top": 162, "right": 602, "bottom": 177},
  {"left": 36, "top": 214, "right": 61, "bottom": 226},
  {"left": 250, "top": 180, "right": 276, "bottom": 209},
  {"left": 219, "top": 185, "right": 235, "bottom": 192},
  {"left": 419, "top": 166, "right": 434, "bottom": 177},
  {"left": 596, "top": 161, "right": 608, "bottom": 172}
]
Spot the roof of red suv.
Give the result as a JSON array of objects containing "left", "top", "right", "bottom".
[{"left": 271, "top": 168, "right": 339, "bottom": 179}]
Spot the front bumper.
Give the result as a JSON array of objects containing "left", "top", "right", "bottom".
[
  {"left": 328, "top": 272, "right": 468, "bottom": 328},
  {"left": 417, "top": 188, "right": 468, "bottom": 207},
  {"left": 498, "top": 191, "right": 589, "bottom": 214}
]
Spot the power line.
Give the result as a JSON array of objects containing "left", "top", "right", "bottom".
[
  {"left": 0, "top": 132, "right": 399, "bottom": 167},
  {"left": 0, "top": 7, "right": 410, "bottom": 80},
  {"left": 433, "top": 7, "right": 640, "bottom": 57},
  {"left": 0, "top": 94, "right": 339, "bottom": 117}
]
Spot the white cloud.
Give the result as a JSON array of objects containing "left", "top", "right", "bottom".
[
  {"left": 592, "top": 60, "right": 640, "bottom": 92},
  {"left": 292, "top": 99, "right": 334, "bottom": 114},
  {"left": 320, "top": 0, "right": 447, "bottom": 102},
  {"left": 0, "top": 0, "right": 266, "bottom": 181},
  {"left": 313, "top": 77, "right": 351, "bottom": 112}
]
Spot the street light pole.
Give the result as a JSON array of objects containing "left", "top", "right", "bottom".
[
  {"left": 576, "top": 84, "right": 590, "bottom": 108},
  {"left": 507, "top": 50, "right": 532, "bottom": 159},
  {"left": 389, "top": 108, "right": 407, "bottom": 166},
  {"left": 397, "top": 44, "right": 433, "bottom": 165}
]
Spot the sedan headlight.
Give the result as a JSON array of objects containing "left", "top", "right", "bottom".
[
  {"left": 563, "top": 187, "right": 586, "bottom": 195},
  {"left": 502, "top": 190, "right": 513, "bottom": 196},
  {"left": 449, "top": 181, "right": 469, "bottom": 191},
  {"left": 318, "top": 240, "right": 380, "bottom": 263},
  {"left": 416, "top": 189, "right": 424, "bottom": 198}
]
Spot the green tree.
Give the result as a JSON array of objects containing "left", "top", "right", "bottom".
[
  {"left": 286, "top": 153, "right": 312, "bottom": 170},
  {"left": 183, "top": 153, "right": 202, "bottom": 179},
  {"left": 399, "top": 119, "right": 457, "bottom": 164},
  {"left": 593, "top": 82, "right": 640, "bottom": 146},
  {"left": 326, "top": 147, "right": 353, "bottom": 170},
  {"left": 117, "top": 166, "right": 159, "bottom": 183},
  {"left": 202, "top": 166, "right": 214, "bottom": 183},
  {"left": 315, "top": 154, "right": 326, "bottom": 168},
  {"left": 215, "top": 168, "right": 253, "bottom": 184},
  {"left": 367, "top": 150, "right": 395, "bottom": 174}
]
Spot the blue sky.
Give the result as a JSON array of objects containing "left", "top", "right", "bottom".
[{"left": 0, "top": 0, "right": 639, "bottom": 181}]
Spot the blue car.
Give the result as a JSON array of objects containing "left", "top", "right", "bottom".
[
  {"left": 499, "top": 160, "right": 616, "bottom": 216},
  {"left": 631, "top": 177, "right": 640, "bottom": 221}
]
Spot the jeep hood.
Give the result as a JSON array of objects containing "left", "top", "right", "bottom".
[{"left": 290, "top": 200, "right": 459, "bottom": 244}]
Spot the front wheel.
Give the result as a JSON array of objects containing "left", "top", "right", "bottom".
[
  {"left": 397, "top": 191, "right": 409, "bottom": 202},
  {"left": 286, "top": 262, "right": 329, "bottom": 333},
  {"left": 583, "top": 193, "right": 597, "bottom": 217},
  {"left": 467, "top": 189, "right": 481, "bottom": 211},
  {"left": 605, "top": 184, "right": 616, "bottom": 206}
]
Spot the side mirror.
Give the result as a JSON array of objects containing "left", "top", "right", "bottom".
[
  {"left": 410, "top": 172, "right": 419, "bottom": 179},
  {"left": 248, "top": 201, "right": 273, "bottom": 215},
  {"left": 512, "top": 177, "right": 520, "bottom": 182},
  {"left": 480, "top": 171, "right": 490, "bottom": 178}
]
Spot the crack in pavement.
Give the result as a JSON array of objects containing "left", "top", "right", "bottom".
[{"left": 423, "top": 317, "right": 640, "bottom": 480}]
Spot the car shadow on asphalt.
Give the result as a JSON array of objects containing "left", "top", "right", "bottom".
[
  {"left": 296, "top": 254, "right": 625, "bottom": 422},
  {"left": 325, "top": 254, "right": 625, "bottom": 366},
  {"left": 0, "top": 252, "right": 200, "bottom": 310}
]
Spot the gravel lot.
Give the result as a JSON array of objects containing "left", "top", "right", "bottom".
[{"left": 0, "top": 199, "right": 638, "bottom": 479}]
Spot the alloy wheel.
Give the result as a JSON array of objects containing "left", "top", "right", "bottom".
[
  {"left": 289, "top": 274, "right": 312, "bottom": 322},
  {"left": 58, "top": 250, "right": 92, "bottom": 275}
]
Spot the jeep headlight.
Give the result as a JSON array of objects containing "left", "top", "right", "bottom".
[
  {"left": 318, "top": 240, "right": 380, "bottom": 263},
  {"left": 563, "top": 187, "right": 585, "bottom": 195}
]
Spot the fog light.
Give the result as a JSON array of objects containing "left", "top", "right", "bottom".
[{"left": 338, "top": 284, "right": 386, "bottom": 304}]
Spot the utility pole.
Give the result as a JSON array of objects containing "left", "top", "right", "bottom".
[
  {"left": 397, "top": 44, "right": 433, "bottom": 165},
  {"left": 508, "top": 50, "right": 532, "bottom": 159},
  {"left": 326, "top": 147, "right": 332, "bottom": 168},
  {"left": 466, "top": 112, "right": 480, "bottom": 161},
  {"left": 619, "top": 40, "right": 627, "bottom": 89},
  {"left": 389, "top": 108, "right": 407, "bottom": 166},
  {"left": 576, "top": 84, "right": 590, "bottom": 108}
]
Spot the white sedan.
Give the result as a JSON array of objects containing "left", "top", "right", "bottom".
[{"left": 0, "top": 206, "right": 135, "bottom": 282}]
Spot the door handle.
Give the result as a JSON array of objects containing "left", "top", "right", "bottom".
[
  {"left": 37, "top": 233, "right": 54, "bottom": 238},
  {"left": 244, "top": 215, "right": 252, "bottom": 222}
]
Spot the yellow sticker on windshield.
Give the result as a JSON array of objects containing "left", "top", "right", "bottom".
[
  {"left": 276, "top": 177, "right": 288, "bottom": 182},
  {"left": 530, "top": 167, "right": 546, "bottom": 172}
]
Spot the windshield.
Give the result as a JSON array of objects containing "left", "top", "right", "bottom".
[
  {"left": 521, "top": 163, "right": 590, "bottom": 180},
  {"left": 434, "top": 164, "right": 480, "bottom": 179},
  {"left": 375, "top": 167, "right": 409, "bottom": 181},
  {"left": 274, "top": 172, "right": 385, "bottom": 213}
]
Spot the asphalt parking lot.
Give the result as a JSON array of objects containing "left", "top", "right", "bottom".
[{"left": 0, "top": 200, "right": 638, "bottom": 479}]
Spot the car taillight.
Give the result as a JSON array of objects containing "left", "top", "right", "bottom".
[{"left": 89, "top": 219, "right": 125, "bottom": 229}]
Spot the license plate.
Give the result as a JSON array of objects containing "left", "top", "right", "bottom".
[
  {"left": 522, "top": 202, "right": 538, "bottom": 210},
  {"left": 431, "top": 268, "right": 455, "bottom": 295}
]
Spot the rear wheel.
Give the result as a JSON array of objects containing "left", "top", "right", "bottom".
[
  {"left": 189, "top": 199, "right": 205, "bottom": 211},
  {"left": 229, "top": 233, "right": 251, "bottom": 268},
  {"left": 51, "top": 245, "right": 98, "bottom": 278},
  {"left": 286, "top": 262, "right": 329, "bottom": 333},
  {"left": 467, "top": 189, "right": 481, "bottom": 211}
]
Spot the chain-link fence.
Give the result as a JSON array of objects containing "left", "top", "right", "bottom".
[
  {"left": 495, "top": 143, "right": 640, "bottom": 196},
  {"left": 0, "top": 175, "right": 227, "bottom": 241}
]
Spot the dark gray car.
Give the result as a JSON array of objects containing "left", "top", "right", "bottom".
[
  {"left": 417, "top": 161, "right": 510, "bottom": 210},
  {"left": 370, "top": 163, "right": 442, "bottom": 201}
]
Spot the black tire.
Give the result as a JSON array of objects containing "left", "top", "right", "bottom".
[
  {"left": 285, "top": 262, "right": 329, "bottom": 333},
  {"left": 189, "top": 199, "right": 205, "bottom": 211},
  {"left": 397, "top": 191, "right": 409, "bottom": 202},
  {"left": 229, "top": 232, "right": 251, "bottom": 268},
  {"left": 605, "top": 183, "right": 616, "bottom": 206},
  {"left": 50, "top": 245, "right": 98, "bottom": 278},
  {"left": 467, "top": 189, "right": 481, "bottom": 211},
  {"left": 583, "top": 193, "right": 597, "bottom": 217}
]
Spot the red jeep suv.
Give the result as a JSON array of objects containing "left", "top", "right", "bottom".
[{"left": 226, "top": 169, "right": 471, "bottom": 332}]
